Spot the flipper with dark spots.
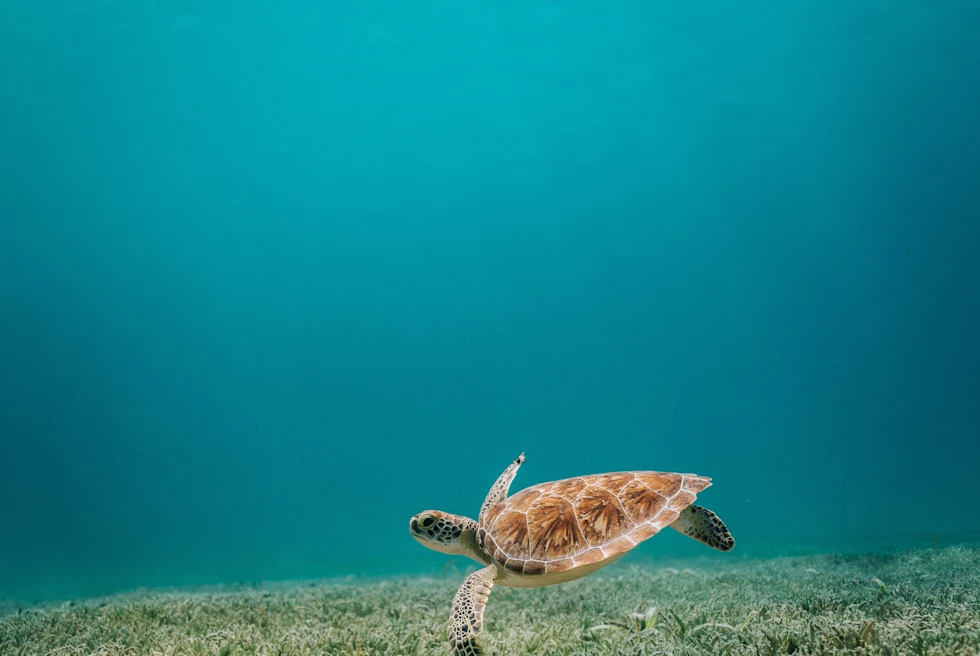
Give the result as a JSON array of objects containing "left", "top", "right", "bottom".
[
  {"left": 670, "top": 504, "right": 735, "bottom": 551},
  {"left": 448, "top": 565, "right": 497, "bottom": 656}
]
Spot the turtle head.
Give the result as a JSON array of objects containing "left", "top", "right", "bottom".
[{"left": 409, "top": 510, "right": 477, "bottom": 557}]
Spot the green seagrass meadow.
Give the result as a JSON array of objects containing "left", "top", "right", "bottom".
[{"left": 2, "top": 546, "right": 978, "bottom": 656}]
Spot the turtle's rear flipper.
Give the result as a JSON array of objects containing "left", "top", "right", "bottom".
[{"left": 670, "top": 505, "right": 735, "bottom": 552}]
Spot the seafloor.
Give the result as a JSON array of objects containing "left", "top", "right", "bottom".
[{"left": 2, "top": 546, "right": 978, "bottom": 655}]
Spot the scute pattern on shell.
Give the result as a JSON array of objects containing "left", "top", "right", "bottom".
[{"left": 479, "top": 472, "right": 711, "bottom": 575}]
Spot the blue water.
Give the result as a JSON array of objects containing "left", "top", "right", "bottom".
[{"left": 1, "top": 1, "right": 978, "bottom": 602}]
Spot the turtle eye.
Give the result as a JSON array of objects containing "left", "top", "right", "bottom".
[{"left": 420, "top": 516, "right": 436, "bottom": 529}]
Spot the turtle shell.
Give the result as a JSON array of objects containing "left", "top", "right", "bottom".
[{"left": 477, "top": 471, "right": 710, "bottom": 576}]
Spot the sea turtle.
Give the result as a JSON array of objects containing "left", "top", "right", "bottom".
[{"left": 409, "top": 453, "right": 735, "bottom": 655}]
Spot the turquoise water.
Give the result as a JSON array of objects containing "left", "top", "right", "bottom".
[{"left": 1, "top": 1, "right": 978, "bottom": 602}]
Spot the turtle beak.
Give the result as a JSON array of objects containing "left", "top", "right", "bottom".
[{"left": 410, "top": 517, "right": 419, "bottom": 533}]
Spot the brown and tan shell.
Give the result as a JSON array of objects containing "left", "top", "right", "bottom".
[{"left": 476, "top": 471, "right": 710, "bottom": 577}]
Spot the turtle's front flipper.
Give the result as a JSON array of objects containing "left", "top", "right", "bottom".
[
  {"left": 670, "top": 505, "right": 735, "bottom": 552},
  {"left": 448, "top": 565, "right": 497, "bottom": 656},
  {"left": 479, "top": 453, "right": 525, "bottom": 522}
]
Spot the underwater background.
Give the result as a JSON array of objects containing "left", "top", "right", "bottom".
[{"left": 0, "top": 1, "right": 978, "bottom": 603}]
